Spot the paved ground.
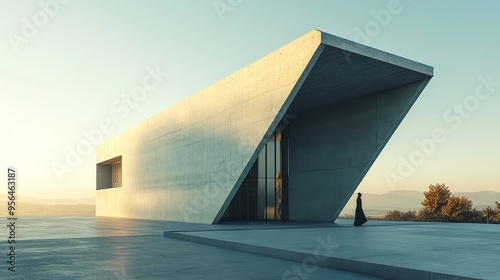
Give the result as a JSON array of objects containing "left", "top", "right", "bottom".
[
  {"left": 3, "top": 217, "right": 498, "bottom": 279},
  {"left": 1, "top": 216, "right": 379, "bottom": 279},
  {"left": 167, "top": 219, "right": 500, "bottom": 280}
]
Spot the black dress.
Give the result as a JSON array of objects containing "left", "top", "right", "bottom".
[{"left": 354, "top": 197, "right": 367, "bottom": 226}]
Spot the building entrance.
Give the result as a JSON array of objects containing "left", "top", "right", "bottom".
[{"left": 221, "top": 128, "right": 288, "bottom": 221}]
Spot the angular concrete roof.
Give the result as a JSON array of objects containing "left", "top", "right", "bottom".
[{"left": 288, "top": 32, "right": 432, "bottom": 114}]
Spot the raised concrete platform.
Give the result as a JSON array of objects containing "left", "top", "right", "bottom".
[{"left": 164, "top": 219, "right": 500, "bottom": 280}]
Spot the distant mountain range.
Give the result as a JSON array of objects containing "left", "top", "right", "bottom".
[
  {"left": 0, "top": 194, "right": 95, "bottom": 205},
  {"left": 0, "top": 195, "right": 95, "bottom": 217},
  {"left": 1, "top": 190, "right": 499, "bottom": 218},
  {"left": 341, "top": 190, "right": 500, "bottom": 217}
]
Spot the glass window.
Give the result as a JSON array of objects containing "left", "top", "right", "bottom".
[
  {"left": 258, "top": 147, "right": 266, "bottom": 179},
  {"left": 266, "top": 178, "right": 275, "bottom": 220},
  {"left": 221, "top": 128, "right": 288, "bottom": 221},
  {"left": 276, "top": 131, "right": 281, "bottom": 178},
  {"left": 258, "top": 178, "right": 266, "bottom": 219},
  {"left": 266, "top": 137, "right": 275, "bottom": 178}
]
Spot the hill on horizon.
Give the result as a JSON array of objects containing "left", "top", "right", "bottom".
[
  {"left": 341, "top": 190, "right": 500, "bottom": 217},
  {"left": 2, "top": 190, "right": 499, "bottom": 218},
  {"left": 0, "top": 195, "right": 96, "bottom": 217},
  {"left": 0, "top": 194, "right": 95, "bottom": 205}
]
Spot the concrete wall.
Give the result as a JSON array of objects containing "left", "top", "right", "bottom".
[
  {"left": 96, "top": 30, "right": 323, "bottom": 224},
  {"left": 288, "top": 80, "right": 430, "bottom": 221}
]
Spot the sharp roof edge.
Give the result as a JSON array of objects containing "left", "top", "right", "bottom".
[{"left": 313, "top": 29, "right": 433, "bottom": 77}]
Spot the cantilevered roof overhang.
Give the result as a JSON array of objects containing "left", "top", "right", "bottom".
[{"left": 288, "top": 31, "right": 433, "bottom": 114}]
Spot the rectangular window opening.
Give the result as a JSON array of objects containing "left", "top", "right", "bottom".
[{"left": 96, "top": 156, "right": 122, "bottom": 190}]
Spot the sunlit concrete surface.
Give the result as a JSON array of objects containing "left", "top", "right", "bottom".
[
  {"left": 165, "top": 220, "right": 500, "bottom": 280},
  {"left": 1, "top": 216, "right": 379, "bottom": 279}
]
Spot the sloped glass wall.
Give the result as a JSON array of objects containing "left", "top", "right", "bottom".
[{"left": 222, "top": 128, "right": 288, "bottom": 221}]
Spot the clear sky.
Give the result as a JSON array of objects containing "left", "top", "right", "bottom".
[{"left": 1, "top": 0, "right": 499, "bottom": 199}]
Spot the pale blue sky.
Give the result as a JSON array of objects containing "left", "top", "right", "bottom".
[{"left": 1, "top": 0, "right": 499, "bottom": 199}]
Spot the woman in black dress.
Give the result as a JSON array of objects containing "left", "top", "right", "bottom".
[{"left": 354, "top": 192, "right": 367, "bottom": 226}]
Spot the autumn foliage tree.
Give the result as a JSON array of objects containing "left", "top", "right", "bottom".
[
  {"left": 385, "top": 184, "right": 499, "bottom": 223},
  {"left": 441, "top": 195, "right": 481, "bottom": 222},
  {"left": 421, "top": 183, "right": 451, "bottom": 215},
  {"left": 416, "top": 183, "right": 450, "bottom": 222},
  {"left": 416, "top": 183, "right": 480, "bottom": 223}
]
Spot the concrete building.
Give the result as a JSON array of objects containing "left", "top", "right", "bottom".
[{"left": 96, "top": 30, "right": 433, "bottom": 224}]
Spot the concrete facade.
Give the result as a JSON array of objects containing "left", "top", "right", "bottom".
[{"left": 96, "top": 30, "right": 433, "bottom": 224}]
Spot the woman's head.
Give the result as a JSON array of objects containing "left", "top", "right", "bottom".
[{"left": 358, "top": 192, "right": 362, "bottom": 197}]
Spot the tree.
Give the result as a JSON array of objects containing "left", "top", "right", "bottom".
[
  {"left": 419, "top": 183, "right": 481, "bottom": 223},
  {"left": 386, "top": 184, "right": 498, "bottom": 224},
  {"left": 491, "top": 202, "right": 500, "bottom": 224},
  {"left": 441, "top": 195, "right": 481, "bottom": 222},
  {"left": 416, "top": 208, "right": 441, "bottom": 222},
  {"left": 385, "top": 210, "right": 416, "bottom": 221},
  {"left": 421, "top": 183, "right": 451, "bottom": 221},
  {"left": 482, "top": 205, "right": 499, "bottom": 224}
]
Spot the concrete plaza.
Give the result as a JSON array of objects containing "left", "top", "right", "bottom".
[
  {"left": 2, "top": 216, "right": 498, "bottom": 279},
  {"left": 2, "top": 216, "right": 377, "bottom": 279}
]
